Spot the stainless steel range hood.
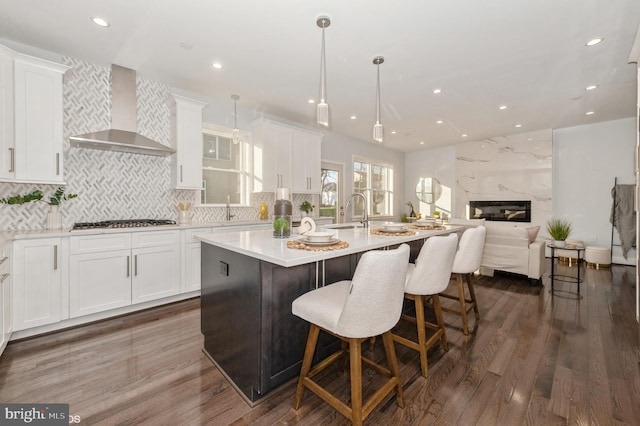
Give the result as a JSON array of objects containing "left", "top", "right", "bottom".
[{"left": 70, "top": 65, "right": 175, "bottom": 156}]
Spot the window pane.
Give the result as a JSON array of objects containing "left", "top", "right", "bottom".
[
  {"left": 353, "top": 159, "right": 393, "bottom": 217},
  {"left": 201, "top": 170, "right": 241, "bottom": 204}
]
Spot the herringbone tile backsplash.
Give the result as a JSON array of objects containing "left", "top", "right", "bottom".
[{"left": 0, "top": 57, "right": 315, "bottom": 230}]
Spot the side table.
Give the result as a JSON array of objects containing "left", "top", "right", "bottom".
[{"left": 548, "top": 243, "right": 585, "bottom": 296}]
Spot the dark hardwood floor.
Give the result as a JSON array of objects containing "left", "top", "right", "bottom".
[{"left": 1, "top": 260, "right": 639, "bottom": 425}]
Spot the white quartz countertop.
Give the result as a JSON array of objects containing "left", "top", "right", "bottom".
[
  {"left": 0, "top": 218, "right": 333, "bottom": 241},
  {"left": 196, "top": 224, "right": 461, "bottom": 267}
]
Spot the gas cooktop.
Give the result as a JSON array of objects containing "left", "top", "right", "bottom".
[{"left": 72, "top": 219, "right": 177, "bottom": 230}]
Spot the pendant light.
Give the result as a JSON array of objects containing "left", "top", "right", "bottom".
[
  {"left": 372, "top": 56, "right": 384, "bottom": 143},
  {"left": 231, "top": 94, "right": 241, "bottom": 144},
  {"left": 316, "top": 16, "right": 331, "bottom": 126}
]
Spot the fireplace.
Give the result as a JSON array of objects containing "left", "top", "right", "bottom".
[{"left": 468, "top": 200, "right": 531, "bottom": 222}]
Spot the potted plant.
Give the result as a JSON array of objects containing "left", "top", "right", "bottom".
[
  {"left": 299, "top": 201, "right": 315, "bottom": 215},
  {"left": 1, "top": 187, "right": 78, "bottom": 229},
  {"left": 546, "top": 217, "right": 572, "bottom": 247}
]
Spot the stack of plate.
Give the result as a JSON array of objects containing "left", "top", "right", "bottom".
[
  {"left": 381, "top": 224, "right": 406, "bottom": 232},
  {"left": 300, "top": 231, "right": 339, "bottom": 246},
  {"left": 416, "top": 218, "right": 436, "bottom": 226}
]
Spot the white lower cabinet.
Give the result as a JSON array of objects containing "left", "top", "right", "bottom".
[
  {"left": 12, "top": 238, "right": 61, "bottom": 331},
  {"left": 182, "top": 228, "right": 211, "bottom": 293},
  {"left": 69, "top": 230, "right": 180, "bottom": 319},
  {"left": 0, "top": 244, "right": 12, "bottom": 355}
]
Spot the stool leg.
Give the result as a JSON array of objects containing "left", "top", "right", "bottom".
[
  {"left": 294, "top": 324, "right": 320, "bottom": 409},
  {"left": 456, "top": 274, "right": 469, "bottom": 335},
  {"left": 414, "top": 295, "right": 429, "bottom": 377},
  {"left": 431, "top": 294, "right": 448, "bottom": 352},
  {"left": 466, "top": 273, "right": 480, "bottom": 321},
  {"left": 349, "top": 338, "right": 363, "bottom": 426},
  {"left": 381, "top": 331, "right": 405, "bottom": 408}
]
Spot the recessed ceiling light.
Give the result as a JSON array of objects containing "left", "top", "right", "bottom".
[
  {"left": 515, "top": 124, "right": 522, "bottom": 128},
  {"left": 586, "top": 85, "right": 597, "bottom": 90},
  {"left": 586, "top": 111, "right": 595, "bottom": 115},
  {"left": 91, "top": 16, "right": 110, "bottom": 27},
  {"left": 436, "top": 120, "right": 443, "bottom": 124},
  {"left": 433, "top": 88, "right": 442, "bottom": 94},
  {"left": 420, "top": 141, "right": 425, "bottom": 145},
  {"left": 308, "top": 99, "right": 315, "bottom": 104},
  {"left": 212, "top": 62, "right": 223, "bottom": 70},
  {"left": 350, "top": 115, "right": 357, "bottom": 120},
  {"left": 462, "top": 134, "right": 468, "bottom": 138},
  {"left": 391, "top": 130, "right": 397, "bottom": 134},
  {"left": 499, "top": 105, "right": 508, "bottom": 110},
  {"left": 585, "top": 38, "right": 603, "bottom": 46},
  {"left": 180, "top": 42, "right": 193, "bottom": 50}
]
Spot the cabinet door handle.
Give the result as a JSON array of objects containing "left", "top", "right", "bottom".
[
  {"left": 56, "top": 153, "right": 60, "bottom": 175},
  {"left": 0, "top": 273, "right": 8, "bottom": 283},
  {"left": 53, "top": 245, "right": 58, "bottom": 270},
  {"left": 134, "top": 254, "right": 138, "bottom": 276},
  {"left": 127, "top": 255, "right": 130, "bottom": 277},
  {"left": 180, "top": 165, "right": 183, "bottom": 183},
  {"left": 8, "top": 148, "right": 14, "bottom": 173}
]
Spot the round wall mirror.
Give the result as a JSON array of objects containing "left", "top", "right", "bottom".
[{"left": 416, "top": 177, "right": 442, "bottom": 204}]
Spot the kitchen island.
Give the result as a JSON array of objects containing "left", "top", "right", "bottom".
[{"left": 197, "top": 224, "right": 461, "bottom": 404}]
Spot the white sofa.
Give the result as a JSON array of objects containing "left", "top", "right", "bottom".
[{"left": 478, "top": 223, "right": 545, "bottom": 281}]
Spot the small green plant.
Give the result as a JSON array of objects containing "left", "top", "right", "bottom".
[
  {"left": 0, "top": 187, "right": 77, "bottom": 206},
  {"left": 433, "top": 210, "right": 441, "bottom": 217},
  {"left": 299, "top": 201, "right": 315, "bottom": 214},
  {"left": 546, "top": 217, "right": 572, "bottom": 241}
]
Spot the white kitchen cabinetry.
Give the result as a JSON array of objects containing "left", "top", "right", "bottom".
[
  {"left": 0, "top": 45, "right": 15, "bottom": 181},
  {"left": 69, "top": 231, "right": 180, "bottom": 318},
  {"left": 252, "top": 119, "right": 322, "bottom": 193},
  {"left": 131, "top": 231, "right": 181, "bottom": 303},
  {"left": 169, "top": 94, "right": 207, "bottom": 190},
  {"left": 69, "top": 233, "right": 132, "bottom": 318},
  {"left": 12, "top": 53, "right": 69, "bottom": 184},
  {"left": 12, "top": 238, "right": 61, "bottom": 331},
  {"left": 0, "top": 244, "right": 12, "bottom": 356},
  {"left": 182, "top": 228, "right": 212, "bottom": 293},
  {"left": 292, "top": 130, "right": 322, "bottom": 193}
]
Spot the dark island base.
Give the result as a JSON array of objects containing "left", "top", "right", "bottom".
[{"left": 200, "top": 240, "right": 424, "bottom": 403}]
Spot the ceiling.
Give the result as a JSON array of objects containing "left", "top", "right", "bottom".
[{"left": 1, "top": 0, "right": 639, "bottom": 152}]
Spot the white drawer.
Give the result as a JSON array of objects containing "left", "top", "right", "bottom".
[
  {"left": 185, "top": 228, "right": 213, "bottom": 243},
  {"left": 71, "top": 233, "right": 132, "bottom": 254},
  {"left": 132, "top": 230, "right": 180, "bottom": 248}
]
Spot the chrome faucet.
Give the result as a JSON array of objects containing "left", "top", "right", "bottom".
[
  {"left": 226, "top": 196, "right": 235, "bottom": 221},
  {"left": 345, "top": 193, "right": 369, "bottom": 228}
]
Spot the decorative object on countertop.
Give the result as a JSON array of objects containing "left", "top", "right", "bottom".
[
  {"left": 295, "top": 217, "right": 316, "bottom": 235},
  {"left": 546, "top": 217, "right": 572, "bottom": 247},
  {"left": 406, "top": 201, "right": 416, "bottom": 218},
  {"left": 287, "top": 239, "right": 348, "bottom": 251},
  {"left": 299, "top": 200, "right": 315, "bottom": 214},
  {"left": 370, "top": 228, "right": 416, "bottom": 237},
  {"left": 273, "top": 188, "right": 292, "bottom": 238},
  {"left": 176, "top": 202, "right": 192, "bottom": 224},
  {"left": 260, "top": 202, "right": 269, "bottom": 220}
]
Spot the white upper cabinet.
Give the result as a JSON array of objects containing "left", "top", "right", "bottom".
[
  {"left": 12, "top": 53, "right": 69, "bottom": 184},
  {"left": 252, "top": 118, "right": 322, "bottom": 193},
  {"left": 169, "top": 94, "right": 207, "bottom": 190},
  {"left": 0, "top": 45, "right": 14, "bottom": 181}
]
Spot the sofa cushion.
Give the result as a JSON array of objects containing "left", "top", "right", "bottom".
[
  {"left": 526, "top": 226, "right": 540, "bottom": 243},
  {"left": 486, "top": 223, "right": 529, "bottom": 240}
]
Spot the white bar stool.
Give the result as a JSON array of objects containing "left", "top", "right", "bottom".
[
  {"left": 392, "top": 233, "right": 459, "bottom": 377},
  {"left": 292, "top": 244, "right": 410, "bottom": 426},
  {"left": 440, "top": 226, "right": 486, "bottom": 335}
]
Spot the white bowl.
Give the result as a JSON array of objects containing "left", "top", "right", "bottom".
[
  {"left": 383, "top": 224, "right": 406, "bottom": 232},
  {"left": 305, "top": 231, "right": 335, "bottom": 242}
]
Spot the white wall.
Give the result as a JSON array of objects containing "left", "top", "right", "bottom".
[{"left": 553, "top": 117, "right": 636, "bottom": 264}]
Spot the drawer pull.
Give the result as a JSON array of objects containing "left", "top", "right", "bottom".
[
  {"left": 56, "top": 153, "right": 60, "bottom": 175},
  {"left": 9, "top": 148, "right": 14, "bottom": 173},
  {"left": 54, "top": 245, "right": 58, "bottom": 270},
  {"left": 127, "top": 255, "right": 130, "bottom": 277},
  {"left": 134, "top": 254, "right": 138, "bottom": 276}
]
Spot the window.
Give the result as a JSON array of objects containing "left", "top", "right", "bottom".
[
  {"left": 201, "top": 127, "right": 249, "bottom": 205},
  {"left": 353, "top": 159, "right": 394, "bottom": 217}
]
